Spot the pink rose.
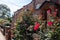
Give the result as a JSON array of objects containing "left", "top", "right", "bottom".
[
  {"left": 53, "top": 11, "right": 57, "bottom": 17},
  {"left": 54, "top": 11, "right": 57, "bottom": 15},
  {"left": 47, "top": 9, "right": 51, "bottom": 14}
]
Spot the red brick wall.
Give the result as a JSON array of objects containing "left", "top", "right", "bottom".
[{"left": 11, "top": 0, "right": 45, "bottom": 28}]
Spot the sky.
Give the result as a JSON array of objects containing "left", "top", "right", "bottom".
[{"left": 0, "top": 0, "right": 32, "bottom": 16}]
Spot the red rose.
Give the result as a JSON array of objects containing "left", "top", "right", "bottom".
[
  {"left": 47, "top": 21, "right": 53, "bottom": 26},
  {"left": 34, "top": 22, "right": 40, "bottom": 31}
]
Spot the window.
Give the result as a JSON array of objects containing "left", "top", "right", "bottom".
[{"left": 35, "top": 4, "right": 41, "bottom": 9}]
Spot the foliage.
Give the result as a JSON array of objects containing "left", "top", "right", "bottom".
[
  {"left": 12, "top": 10, "right": 34, "bottom": 40},
  {"left": 12, "top": 8, "right": 60, "bottom": 40},
  {"left": 0, "top": 4, "right": 11, "bottom": 28},
  {"left": 0, "top": 4, "right": 11, "bottom": 19}
]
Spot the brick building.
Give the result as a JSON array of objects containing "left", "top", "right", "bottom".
[
  {"left": 11, "top": 0, "right": 60, "bottom": 39},
  {"left": 11, "top": 0, "right": 60, "bottom": 27},
  {"left": 11, "top": 0, "right": 60, "bottom": 31}
]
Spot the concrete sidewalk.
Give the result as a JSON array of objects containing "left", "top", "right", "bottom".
[{"left": 0, "top": 31, "right": 6, "bottom": 40}]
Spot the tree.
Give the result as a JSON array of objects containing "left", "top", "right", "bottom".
[
  {"left": 0, "top": 4, "right": 11, "bottom": 19},
  {"left": 0, "top": 4, "right": 12, "bottom": 24},
  {"left": 0, "top": 4, "right": 12, "bottom": 35}
]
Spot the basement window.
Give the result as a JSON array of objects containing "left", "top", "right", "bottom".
[{"left": 35, "top": 4, "right": 41, "bottom": 9}]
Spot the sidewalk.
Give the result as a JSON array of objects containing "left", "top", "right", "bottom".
[{"left": 0, "top": 31, "right": 6, "bottom": 40}]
